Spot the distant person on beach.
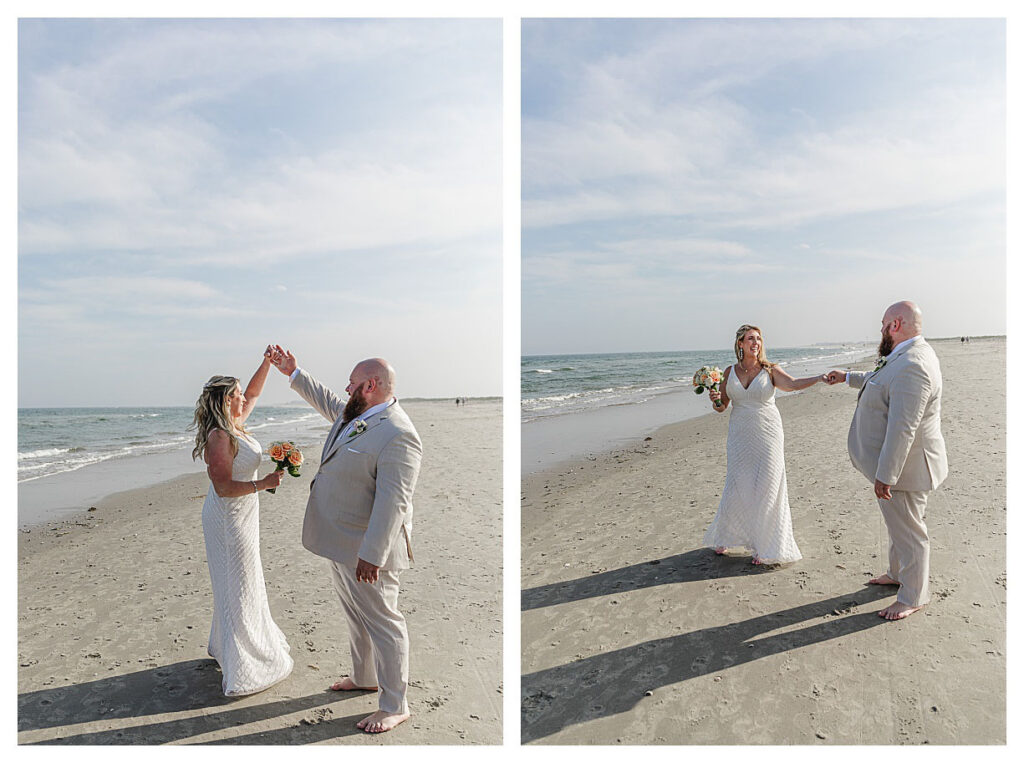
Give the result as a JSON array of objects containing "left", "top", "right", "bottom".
[
  {"left": 269, "top": 345, "right": 422, "bottom": 734},
  {"left": 704, "top": 325, "right": 826, "bottom": 565},
  {"left": 826, "top": 301, "right": 948, "bottom": 620},
  {"left": 191, "top": 348, "right": 293, "bottom": 696}
]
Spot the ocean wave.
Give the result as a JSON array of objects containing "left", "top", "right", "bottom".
[
  {"left": 17, "top": 440, "right": 192, "bottom": 482},
  {"left": 18, "top": 447, "right": 75, "bottom": 460},
  {"left": 522, "top": 381, "right": 681, "bottom": 417},
  {"left": 247, "top": 412, "right": 320, "bottom": 431}
]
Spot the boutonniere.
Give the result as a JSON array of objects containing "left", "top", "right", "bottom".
[
  {"left": 347, "top": 419, "right": 367, "bottom": 437},
  {"left": 874, "top": 356, "right": 888, "bottom": 373}
]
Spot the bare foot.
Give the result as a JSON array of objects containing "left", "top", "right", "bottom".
[
  {"left": 752, "top": 556, "right": 762, "bottom": 565},
  {"left": 330, "top": 677, "right": 377, "bottom": 692},
  {"left": 878, "top": 601, "right": 923, "bottom": 620},
  {"left": 868, "top": 574, "right": 899, "bottom": 586},
  {"left": 714, "top": 547, "right": 726, "bottom": 555},
  {"left": 358, "top": 709, "right": 410, "bottom": 733}
]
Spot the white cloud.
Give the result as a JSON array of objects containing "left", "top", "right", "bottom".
[
  {"left": 18, "top": 20, "right": 503, "bottom": 404},
  {"left": 523, "top": 21, "right": 1004, "bottom": 233},
  {"left": 521, "top": 19, "right": 1006, "bottom": 353}
]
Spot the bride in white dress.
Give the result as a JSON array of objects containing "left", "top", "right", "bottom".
[
  {"left": 703, "top": 325, "right": 825, "bottom": 565},
  {"left": 191, "top": 349, "right": 293, "bottom": 696}
]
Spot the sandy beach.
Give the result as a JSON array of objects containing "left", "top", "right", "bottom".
[
  {"left": 521, "top": 338, "right": 1005, "bottom": 744},
  {"left": 18, "top": 399, "right": 502, "bottom": 745}
]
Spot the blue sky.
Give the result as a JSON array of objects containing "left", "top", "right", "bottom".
[
  {"left": 522, "top": 18, "right": 1006, "bottom": 355},
  {"left": 18, "top": 19, "right": 502, "bottom": 406}
]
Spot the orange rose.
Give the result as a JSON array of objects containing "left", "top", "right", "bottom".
[
  {"left": 268, "top": 443, "right": 285, "bottom": 461},
  {"left": 281, "top": 441, "right": 293, "bottom": 452},
  {"left": 287, "top": 450, "right": 303, "bottom": 467}
]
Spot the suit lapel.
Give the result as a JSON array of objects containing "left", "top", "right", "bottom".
[
  {"left": 321, "top": 407, "right": 392, "bottom": 465},
  {"left": 320, "top": 416, "right": 348, "bottom": 463},
  {"left": 857, "top": 337, "right": 922, "bottom": 401}
]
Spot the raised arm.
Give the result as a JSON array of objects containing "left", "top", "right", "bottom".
[
  {"left": 205, "top": 429, "right": 283, "bottom": 497},
  {"left": 269, "top": 344, "right": 345, "bottom": 422},
  {"left": 290, "top": 368, "right": 346, "bottom": 422},
  {"left": 237, "top": 346, "right": 276, "bottom": 425},
  {"left": 770, "top": 365, "right": 823, "bottom": 393}
]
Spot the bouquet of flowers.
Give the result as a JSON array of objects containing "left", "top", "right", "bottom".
[
  {"left": 266, "top": 441, "right": 303, "bottom": 494},
  {"left": 692, "top": 365, "right": 724, "bottom": 395}
]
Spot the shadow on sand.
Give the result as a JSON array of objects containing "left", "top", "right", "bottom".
[
  {"left": 521, "top": 585, "right": 893, "bottom": 743},
  {"left": 19, "top": 658, "right": 369, "bottom": 745},
  {"left": 522, "top": 548, "right": 778, "bottom": 612}
]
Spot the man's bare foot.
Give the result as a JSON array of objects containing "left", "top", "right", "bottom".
[
  {"left": 329, "top": 677, "right": 377, "bottom": 692},
  {"left": 868, "top": 574, "right": 899, "bottom": 585},
  {"left": 357, "top": 709, "right": 410, "bottom": 733},
  {"left": 714, "top": 547, "right": 726, "bottom": 555},
  {"left": 878, "top": 601, "right": 923, "bottom": 620}
]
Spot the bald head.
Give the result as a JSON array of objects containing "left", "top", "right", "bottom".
[
  {"left": 882, "top": 301, "right": 923, "bottom": 345},
  {"left": 351, "top": 357, "right": 396, "bottom": 405}
]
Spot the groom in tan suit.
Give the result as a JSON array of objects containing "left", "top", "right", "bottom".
[
  {"left": 827, "top": 301, "right": 948, "bottom": 620},
  {"left": 270, "top": 346, "right": 422, "bottom": 732}
]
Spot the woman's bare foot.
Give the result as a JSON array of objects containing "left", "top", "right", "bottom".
[
  {"left": 878, "top": 601, "right": 923, "bottom": 620},
  {"left": 868, "top": 574, "right": 899, "bottom": 586},
  {"left": 329, "top": 677, "right": 377, "bottom": 692},
  {"left": 752, "top": 556, "right": 762, "bottom": 565},
  {"left": 714, "top": 547, "right": 726, "bottom": 555},
  {"left": 357, "top": 710, "right": 410, "bottom": 733}
]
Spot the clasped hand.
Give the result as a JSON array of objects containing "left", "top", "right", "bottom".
[{"left": 264, "top": 344, "right": 297, "bottom": 376}]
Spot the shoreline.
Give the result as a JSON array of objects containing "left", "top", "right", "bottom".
[
  {"left": 17, "top": 398, "right": 477, "bottom": 530},
  {"left": 521, "top": 345, "right": 883, "bottom": 474},
  {"left": 521, "top": 337, "right": 1005, "bottom": 745}
]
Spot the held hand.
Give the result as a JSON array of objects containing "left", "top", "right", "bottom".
[
  {"left": 261, "top": 469, "right": 284, "bottom": 491},
  {"left": 355, "top": 557, "right": 380, "bottom": 584},
  {"left": 263, "top": 344, "right": 276, "bottom": 364},
  {"left": 270, "top": 344, "right": 298, "bottom": 376},
  {"left": 708, "top": 389, "right": 724, "bottom": 410},
  {"left": 825, "top": 370, "right": 847, "bottom": 385},
  {"left": 874, "top": 479, "right": 892, "bottom": 500}
]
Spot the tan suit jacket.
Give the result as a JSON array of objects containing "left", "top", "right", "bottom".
[
  {"left": 291, "top": 369, "right": 422, "bottom": 570},
  {"left": 847, "top": 336, "right": 948, "bottom": 491}
]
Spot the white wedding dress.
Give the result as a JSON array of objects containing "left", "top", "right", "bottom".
[
  {"left": 201, "top": 430, "right": 293, "bottom": 696},
  {"left": 703, "top": 366, "right": 802, "bottom": 564}
]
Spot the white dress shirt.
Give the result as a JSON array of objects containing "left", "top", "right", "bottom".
[{"left": 889, "top": 334, "right": 921, "bottom": 357}]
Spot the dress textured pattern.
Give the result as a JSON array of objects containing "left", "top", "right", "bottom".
[
  {"left": 703, "top": 367, "right": 802, "bottom": 564},
  {"left": 201, "top": 431, "right": 293, "bottom": 696}
]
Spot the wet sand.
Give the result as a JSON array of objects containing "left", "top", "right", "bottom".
[
  {"left": 521, "top": 338, "right": 1005, "bottom": 744},
  {"left": 18, "top": 399, "right": 502, "bottom": 745}
]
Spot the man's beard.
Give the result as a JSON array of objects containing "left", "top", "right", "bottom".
[
  {"left": 343, "top": 387, "right": 369, "bottom": 424},
  {"left": 878, "top": 326, "right": 895, "bottom": 358}
]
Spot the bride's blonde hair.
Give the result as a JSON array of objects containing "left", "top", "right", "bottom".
[
  {"left": 734, "top": 324, "right": 774, "bottom": 370},
  {"left": 191, "top": 375, "right": 247, "bottom": 461}
]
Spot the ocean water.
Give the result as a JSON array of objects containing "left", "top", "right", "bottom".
[
  {"left": 522, "top": 343, "right": 876, "bottom": 423},
  {"left": 18, "top": 405, "right": 329, "bottom": 483}
]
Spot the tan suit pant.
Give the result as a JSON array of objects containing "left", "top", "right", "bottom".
[
  {"left": 329, "top": 561, "right": 409, "bottom": 714},
  {"left": 878, "top": 489, "right": 930, "bottom": 607}
]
